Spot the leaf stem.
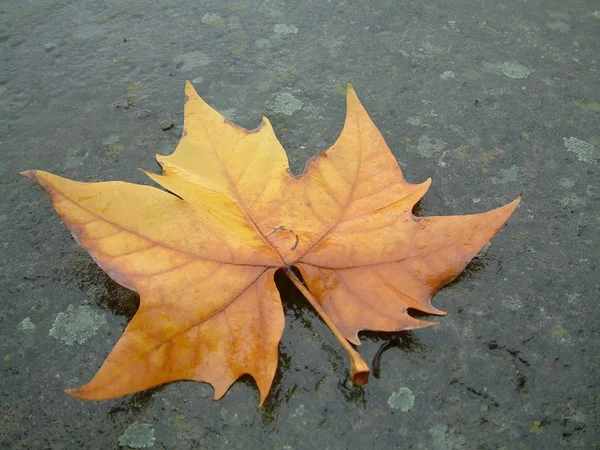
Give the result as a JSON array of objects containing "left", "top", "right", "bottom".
[{"left": 284, "top": 267, "right": 370, "bottom": 386}]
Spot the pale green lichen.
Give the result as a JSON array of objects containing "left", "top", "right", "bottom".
[
  {"left": 429, "top": 424, "right": 466, "bottom": 450},
  {"left": 530, "top": 420, "right": 545, "bottom": 434},
  {"left": 493, "top": 165, "right": 520, "bottom": 184},
  {"left": 103, "top": 136, "right": 123, "bottom": 158},
  {"left": 415, "top": 135, "right": 446, "bottom": 158},
  {"left": 49, "top": 305, "right": 106, "bottom": 345},
  {"left": 201, "top": 13, "right": 223, "bottom": 25},
  {"left": 546, "top": 20, "right": 570, "bottom": 33},
  {"left": 559, "top": 194, "right": 585, "bottom": 207},
  {"left": 126, "top": 82, "right": 142, "bottom": 105},
  {"left": 228, "top": 39, "right": 249, "bottom": 56},
  {"left": 574, "top": 100, "right": 600, "bottom": 112},
  {"left": 331, "top": 84, "right": 347, "bottom": 96},
  {"left": 552, "top": 323, "right": 568, "bottom": 338},
  {"left": 290, "top": 404, "right": 306, "bottom": 418},
  {"left": 255, "top": 38, "right": 271, "bottom": 49},
  {"left": 500, "top": 61, "right": 531, "bottom": 79},
  {"left": 274, "top": 93, "right": 303, "bottom": 115},
  {"left": 18, "top": 317, "right": 35, "bottom": 331},
  {"left": 173, "top": 51, "right": 210, "bottom": 71},
  {"left": 274, "top": 24, "right": 298, "bottom": 35},
  {"left": 406, "top": 116, "right": 429, "bottom": 127},
  {"left": 566, "top": 293, "right": 581, "bottom": 305},
  {"left": 563, "top": 137, "right": 597, "bottom": 163},
  {"left": 119, "top": 423, "right": 155, "bottom": 448},
  {"left": 387, "top": 387, "right": 415, "bottom": 412},
  {"left": 418, "top": 41, "right": 444, "bottom": 58}
]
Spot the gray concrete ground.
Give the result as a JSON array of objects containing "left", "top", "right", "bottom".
[{"left": 1, "top": 0, "right": 599, "bottom": 448}]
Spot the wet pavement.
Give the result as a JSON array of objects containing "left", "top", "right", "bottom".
[{"left": 1, "top": 0, "right": 599, "bottom": 448}]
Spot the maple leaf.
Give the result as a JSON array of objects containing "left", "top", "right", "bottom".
[{"left": 22, "top": 82, "right": 519, "bottom": 405}]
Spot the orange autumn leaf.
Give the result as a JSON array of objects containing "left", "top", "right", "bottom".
[{"left": 22, "top": 82, "right": 519, "bottom": 405}]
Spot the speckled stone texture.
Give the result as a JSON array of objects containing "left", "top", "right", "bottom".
[{"left": 1, "top": 0, "right": 598, "bottom": 448}]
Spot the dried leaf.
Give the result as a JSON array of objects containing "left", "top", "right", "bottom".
[{"left": 22, "top": 82, "right": 519, "bottom": 405}]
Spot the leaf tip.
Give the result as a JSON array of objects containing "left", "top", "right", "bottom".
[
  {"left": 257, "top": 391, "right": 268, "bottom": 408},
  {"left": 504, "top": 195, "right": 522, "bottom": 215},
  {"left": 184, "top": 80, "right": 199, "bottom": 102},
  {"left": 345, "top": 82, "right": 358, "bottom": 100},
  {"left": 260, "top": 115, "right": 274, "bottom": 131},
  {"left": 64, "top": 386, "right": 85, "bottom": 399},
  {"left": 425, "top": 305, "right": 447, "bottom": 316},
  {"left": 19, "top": 170, "right": 37, "bottom": 181}
]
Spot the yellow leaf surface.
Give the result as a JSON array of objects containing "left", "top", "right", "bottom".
[{"left": 23, "top": 82, "right": 519, "bottom": 405}]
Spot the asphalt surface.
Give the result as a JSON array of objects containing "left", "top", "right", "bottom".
[{"left": 2, "top": 0, "right": 599, "bottom": 448}]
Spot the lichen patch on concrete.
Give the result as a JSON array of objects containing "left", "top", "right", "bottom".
[
  {"left": 18, "top": 317, "right": 36, "bottom": 331},
  {"left": 415, "top": 135, "right": 447, "bottom": 158},
  {"left": 563, "top": 137, "right": 597, "bottom": 163},
  {"left": 429, "top": 424, "right": 466, "bottom": 450},
  {"left": 387, "top": 387, "right": 415, "bottom": 412},
  {"left": 49, "top": 305, "right": 107, "bottom": 346},
  {"left": 406, "top": 116, "right": 429, "bottom": 127},
  {"left": 500, "top": 61, "right": 532, "bottom": 78},
  {"left": 493, "top": 165, "right": 520, "bottom": 184},
  {"left": 274, "top": 93, "right": 303, "bottom": 115},
  {"left": 255, "top": 38, "right": 272, "bottom": 49},
  {"left": 173, "top": 51, "right": 211, "bottom": 71},
  {"left": 546, "top": 20, "right": 570, "bottom": 33},
  {"left": 559, "top": 177, "right": 575, "bottom": 188},
  {"left": 274, "top": 24, "right": 298, "bottom": 35},
  {"left": 118, "top": 423, "right": 155, "bottom": 448},
  {"left": 574, "top": 100, "right": 600, "bottom": 112},
  {"left": 201, "top": 13, "right": 223, "bottom": 25}
]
